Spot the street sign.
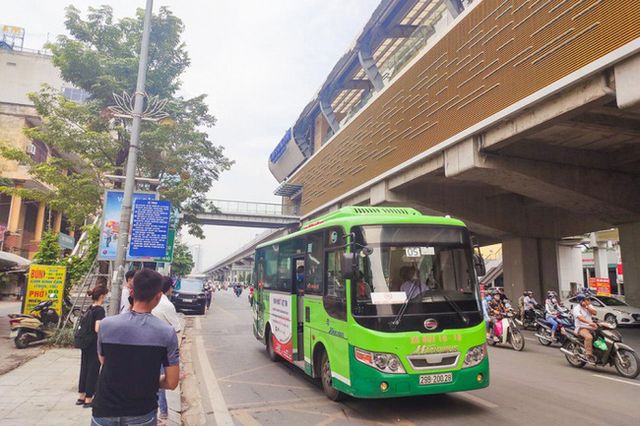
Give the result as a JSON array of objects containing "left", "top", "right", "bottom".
[
  {"left": 129, "top": 199, "right": 171, "bottom": 259},
  {"left": 98, "top": 190, "right": 157, "bottom": 260},
  {"left": 23, "top": 265, "right": 66, "bottom": 316},
  {"left": 588, "top": 277, "right": 611, "bottom": 296},
  {"left": 154, "top": 229, "right": 176, "bottom": 263},
  {"left": 58, "top": 233, "right": 75, "bottom": 250}
]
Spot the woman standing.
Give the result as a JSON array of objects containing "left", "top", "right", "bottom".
[{"left": 76, "top": 286, "right": 108, "bottom": 408}]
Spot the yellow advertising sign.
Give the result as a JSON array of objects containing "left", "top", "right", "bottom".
[{"left": 23, "top": 265, "right": 66, "bottom": 316}]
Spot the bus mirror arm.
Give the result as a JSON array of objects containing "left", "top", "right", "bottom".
[{"left": 473, "top": 252, "right": 486, "bottom": 277}]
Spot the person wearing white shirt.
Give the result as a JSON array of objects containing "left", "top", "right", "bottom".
[
  {"left": 152, "top": 277, "right": 181, "bottom": 421},
  {"left": 572, "top": 294, "right": 598, "bottom": 362},
  {"left": 119, "top": 270, "right": 136, "bottom": 313}
]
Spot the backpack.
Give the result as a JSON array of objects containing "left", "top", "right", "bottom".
[{"left": 74, "top": 306, "right": 96, "bottom": 349}]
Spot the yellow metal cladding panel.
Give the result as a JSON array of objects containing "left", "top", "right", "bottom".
[{"left": 291, "top": 0, "right": 640, "bottom": 214}]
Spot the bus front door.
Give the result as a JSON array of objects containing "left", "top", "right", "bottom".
[{"left": 293, "top": 257, "right": 305, "bottom": 361}]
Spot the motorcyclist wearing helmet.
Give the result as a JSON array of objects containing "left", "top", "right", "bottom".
[
  {"left": 544, "top": 291, "right": 561, "bottom": 341},
  {"left": 482, "top": 294, "right": 492, "bottom": 337},
  {"left": 518, "top": 291, "right": 527, "bottom": 321},
  {"left": 488, "top": 292, "right": 506, "bottom": 340},
  {"left": 573, "top": 294, "right": 598, "bottom": 362},
  {"left": 523, "top": 290, "right": 537, "bottom": 323}
]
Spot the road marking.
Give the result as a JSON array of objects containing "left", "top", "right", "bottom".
[
  {"left": 593, "top": 374, "right": 640, "bottom": 387},
  {"left": 456, "top": 393, "right": 499, "bottom": 408},
  {"left": 227, "top": 396, "right": 327, "bottom": 411},
  {"left": 218, "top": 362, "right": 277, "bottom": 380},
  {"left": 233, "top": 411, "right": 262, "bottom": 426},
  {"left": 194, "top": 335, "right": 234, "bottom": 425},
  {"left": 218, "top": 378, "right": 310, "bottom": 390}
]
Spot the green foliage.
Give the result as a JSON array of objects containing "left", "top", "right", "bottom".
[
  {"left": 171, "top": 241, "right": 194, "bottom": 277},
  {"left": 8, "top": 5, "right": 233, "bottom": 236},
  {"left": 48, "top": 325, "right": 75, "bottom": 347},
  {"left": 64, "top": 224, "right": 100, "bottom": 299},
  {"left": 32, "top": 232, "right": 62, "bottom": 265}
]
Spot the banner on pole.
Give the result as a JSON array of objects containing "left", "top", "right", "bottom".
[
  {"left": 23, "top": 265, "right": 66, "bottom": 316},
  {"left": 128, "top": 199, "right": 172, "bottom": 259}
]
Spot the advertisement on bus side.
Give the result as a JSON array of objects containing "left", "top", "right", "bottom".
[{"left": 269, "top": 293, "right": 293, "bottom": 362}]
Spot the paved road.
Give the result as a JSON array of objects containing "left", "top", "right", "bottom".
[
  {"left": 0, "top": 300, "right": 41, "bottom": 375},
  {"left": 191, "top": 291, "right": 640, "bottom": 426}
]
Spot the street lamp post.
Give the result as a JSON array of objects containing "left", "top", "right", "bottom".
[{"left": 108, "top": 0, "right": 155, "bottom": 316}]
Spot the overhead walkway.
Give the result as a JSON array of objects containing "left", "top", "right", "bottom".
[{"left": 194, "top": 199, "right": 300, "bottom": 229}]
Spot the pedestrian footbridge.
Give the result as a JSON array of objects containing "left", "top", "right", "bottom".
[{"left": 194, "top": 199, "right": 300, "bottom": 229}]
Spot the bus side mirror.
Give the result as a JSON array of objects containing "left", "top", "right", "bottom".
[
  {"left": 341, "top": 252, "right": 356, "bottom": 280},
  {"left": 473, "top": 253, "right": 486, "bottom": 277}
]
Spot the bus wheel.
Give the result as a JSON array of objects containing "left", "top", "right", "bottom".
[
  {"left": 266, "top": 328, "right": 279, "bottom": 362},
  {"left": 320, "top": 350, "right": 344, "bottom": 401}
]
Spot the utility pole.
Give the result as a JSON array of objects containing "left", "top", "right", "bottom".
[{"left": 109, "top": 0, "right": 154, "bottom": 315}]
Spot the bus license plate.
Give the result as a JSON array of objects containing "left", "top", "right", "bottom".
[{"left": 419, "top": 373, "right": 452, "bottom": 385}]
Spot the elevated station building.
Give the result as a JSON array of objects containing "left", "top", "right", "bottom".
[{"left": 267, "top": 0, "right": 640, "bottom": 304}]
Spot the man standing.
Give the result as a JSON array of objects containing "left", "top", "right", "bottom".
[
  {"left": 92, "top": 269, "right": 179, "bottom": 425},
  {"left": 152, "top": 276, "right": 181, "bottom": 423},
  {"left": 119, "top": 270, "right": 136, "bottom": 313}
]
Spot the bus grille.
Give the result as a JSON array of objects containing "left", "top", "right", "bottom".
[{"left": 407, "top": 353, "right": 459, "bottom": 370}]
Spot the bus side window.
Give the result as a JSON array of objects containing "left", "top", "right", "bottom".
[
  {"left": 263, "top": 245, "right": 278, "bottom": 289},
  {"left": 324, "top": 249, "right": 346, "bottom": 321},
  {"left": 305, "top": 232, "right": 324, "bottom": 295}
]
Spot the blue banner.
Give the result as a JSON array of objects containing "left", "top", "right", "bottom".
[{"left": 128, "top": 199, "right": 172, "bottom": 259}]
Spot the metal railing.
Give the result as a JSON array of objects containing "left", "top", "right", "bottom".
[{"left": 208, "top": 199, "right": 300, "bottom": 217}]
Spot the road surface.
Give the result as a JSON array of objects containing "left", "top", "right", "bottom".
[{"left": 190, "top": 291, "right": 640, "bottom": 426}]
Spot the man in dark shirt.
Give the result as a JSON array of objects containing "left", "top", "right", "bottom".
[{"left": 92, "top": 268, "right": 179, "bottom": 426}]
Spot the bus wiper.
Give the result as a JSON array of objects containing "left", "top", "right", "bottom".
[
  {"left": 390, "top": 282, "right": 417, "bottom": 330},
  {"left": 443, "top": 295, "right": 469, "bottom": 325}
]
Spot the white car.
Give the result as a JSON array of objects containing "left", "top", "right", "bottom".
[{"left": 566, "top": 295, "right": 640, "bottom": 326}]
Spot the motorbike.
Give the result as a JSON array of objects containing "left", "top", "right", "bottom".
[
  {"left": 535, "top": 308, "right": 573, "bottom": 346},
  {"left": 234, "top": 286, "right": 242, "bottom": 297},
  {"left": 560, "top": 320, "right": 640, "bottom": 379},
  {"left": 489, "top": 309, "right": 525, "bottom": 351},
  {"left": 8, "top": 299, "right": 59, "bottom": 349},
  {"left": 515, "top": 304, "right": 544, "bottom": 330}
]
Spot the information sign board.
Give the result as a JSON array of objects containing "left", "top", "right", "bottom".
[
  {"left": 23, "top": 265, "right": 66, "bottom": 316},
  {"left": 129, "top": 199, "right": 171, "bottom": 259}
]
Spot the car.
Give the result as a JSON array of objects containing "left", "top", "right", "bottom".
[
  {"left": 566, "top": 294, "right": 640, "bottom": 326},
  {"left": 171, "top": 277, "right": 208, "bottom": 315}
]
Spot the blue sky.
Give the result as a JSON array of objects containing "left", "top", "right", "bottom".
[{"left": 3, "top": 0, "right": 379, "bottom": 270}]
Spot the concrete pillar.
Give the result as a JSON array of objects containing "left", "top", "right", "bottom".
[
  {"left": 502, "top": 237, "right": 560, "bottom": 302},
  {"left": 33, "top": 202, "right": 46, "bottom": 241},
  {"left": 592, "top": 232, "right": 609, "bottom": 279},
  {"left": 53, "top": 212, "right": 62, "bottom": 233},
  {"left": 557, "top": 245, "right": 584, "bottom": 298},
  {"left": 619, "top": 222, "right": 640, "bottom": 306}
]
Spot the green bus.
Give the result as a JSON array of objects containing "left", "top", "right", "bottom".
[{"left": 252, "top": 206, "right": 489, "bottom": 400}]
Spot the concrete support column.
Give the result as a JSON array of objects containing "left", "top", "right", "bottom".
[
  {"left": 53, "top": 212, "right": 62, "bottom": 233},
  {"left": 557, "top": 245, "right": 584, "bottom": 298},
  {"left": 33, "top": 202, "right": 46, "bottom": 242},
  {"left": 591, "top": 233, "right": 609, "bottom": 279},
  {"left": 619, "top": 222, "right": 640, "bottom": 306},
  {"left": 502, "top": 237, "right": 560, "bottom": 302}
]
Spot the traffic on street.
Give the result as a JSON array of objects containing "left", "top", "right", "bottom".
[{"left": 190, "top": 290, "right": 640, "bottom": 426}]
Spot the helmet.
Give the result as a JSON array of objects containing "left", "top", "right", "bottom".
[
  {"left": 546, "top": 290, "right": 557, "bottom": 299},
  {"left": 575, "top": 294, "right": 587, "bottom": 302},
  {"left": 523, "top": 291, "right": 529, "bottom": 296}
]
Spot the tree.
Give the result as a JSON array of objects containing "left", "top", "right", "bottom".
[
  {"left": 0, "top": 5, "right": 232, "bottom": 234},
  {"left": 32, "top": 231, "right": 62, "bottom": 265},
  {"left": 171, "top": 241, "right": 194, "bottom": 277}
]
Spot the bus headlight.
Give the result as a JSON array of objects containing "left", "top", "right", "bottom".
[
  {"left": 355, "top": 347, "right": 405, "bottom": 374},
  {"left": 463, "top": 344, "right": 486, "bottom": 368}
]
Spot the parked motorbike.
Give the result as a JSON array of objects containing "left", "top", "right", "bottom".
[
  {"left": 560, "top": 320, "right": 640, "bottom": 379},
  {"left": 8, "top": 298, "right": 59, "bottom": 349},
  {"left": 535, "top": 308, "right": 573, "bottom": 346},
  {"left": 489, "top": 309, "right": 525, "bottom": 351}
]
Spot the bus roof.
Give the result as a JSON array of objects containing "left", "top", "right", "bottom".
[{"left": 256, "top": 206, "right": 466, "bottom": 249}]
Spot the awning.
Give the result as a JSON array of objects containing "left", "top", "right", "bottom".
[{"left": 0, "top": 251, "right": 31, "bottom": 272}]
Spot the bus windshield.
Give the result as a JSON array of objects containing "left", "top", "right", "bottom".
[{"left": 352, "top": 225, "right": 482, "bottom": 332}]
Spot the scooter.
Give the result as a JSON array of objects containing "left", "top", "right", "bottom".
[
  {"left": 535, "top": 308, "right": 573, "bottom": 346},
  {"left": 560, "top": 320, "right": 640, "bottom": 378},
  {"left": 489, "top": 309, "right": 525, "bottom": 351},
  {"left": 8, "top": 298, "right": 59, "bottom": 349}
]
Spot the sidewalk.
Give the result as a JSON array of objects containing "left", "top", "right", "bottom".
[{"left": 0, "top": 348, "right": 181, "bottom": 426}]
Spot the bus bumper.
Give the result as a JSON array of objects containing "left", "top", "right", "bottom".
[{"left": 345, "top": 349, "right": 490, "bottom": 398}]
